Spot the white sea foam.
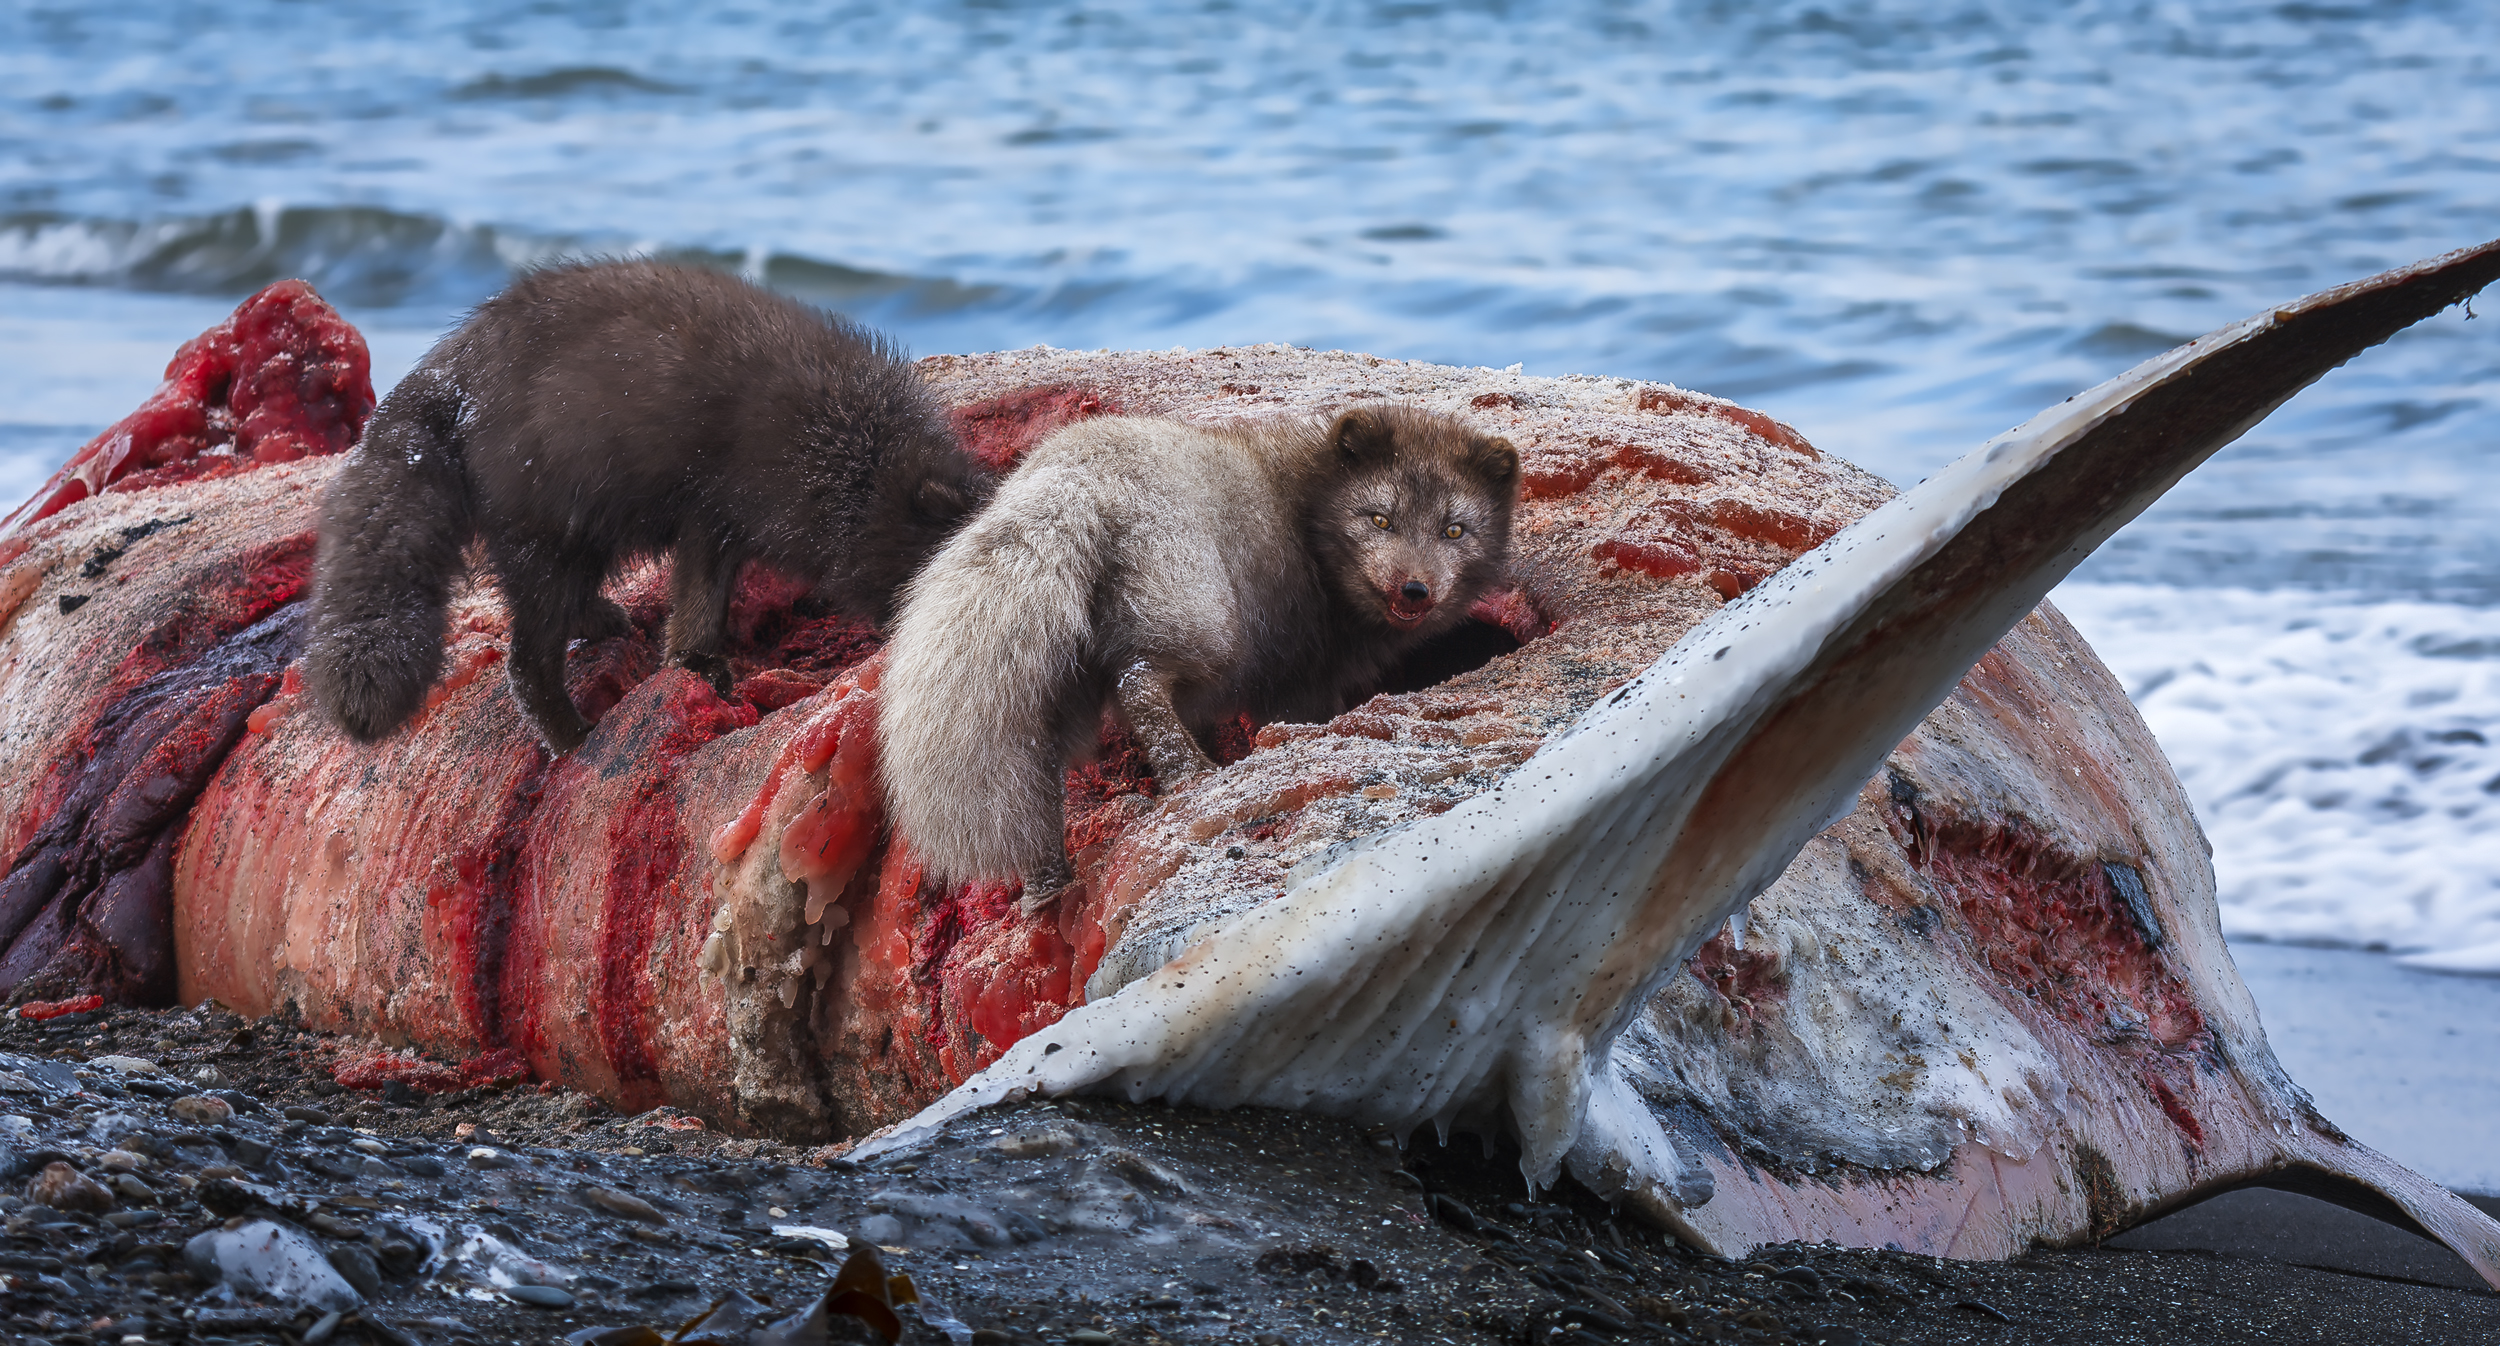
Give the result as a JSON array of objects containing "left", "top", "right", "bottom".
[{"left": 2055, "top": 583, "right": 2500, "bottom": 970}]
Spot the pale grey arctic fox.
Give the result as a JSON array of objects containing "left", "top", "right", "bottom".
[{"left": 878, "top": 405, "right": 1520, "bottom": 907}]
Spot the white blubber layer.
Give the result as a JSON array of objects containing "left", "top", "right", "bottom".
[{"left": 2057, "top": 584, "right": 2500, "bottom": 966}]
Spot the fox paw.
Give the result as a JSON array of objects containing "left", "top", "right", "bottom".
[
  {"left": 1018, "top": 862, "right": 1081, "bottom": 918},
  {"left": 673, "top": 650, "right": 736, "bottom": 699}
]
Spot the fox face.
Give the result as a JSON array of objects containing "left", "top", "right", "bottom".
[{"left": 1313, "top": 407, "right": 1519, "bottom": 633}]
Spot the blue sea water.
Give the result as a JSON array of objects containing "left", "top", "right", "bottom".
[{"left": 2, "top": 2, "right": 2497, "bottom": 973}]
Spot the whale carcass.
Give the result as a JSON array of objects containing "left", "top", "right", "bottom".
[{"left": 0, "top": 242, "right": 2493, "bottom": 1282}]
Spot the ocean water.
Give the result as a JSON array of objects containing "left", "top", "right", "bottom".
[{"left": 3, "top": 1, "right": 2496, "bottom": 964}]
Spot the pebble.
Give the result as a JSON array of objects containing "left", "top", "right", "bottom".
[
  {"left": 206, "top": 1088, "right": 262, "bottom": 1115},
  {"left": 184, "top": 1218, "right": 363, "bottom": 1313},
  {"left": 373, "top": 1237, "right": 424, "bottom": 1278},
  {"left": 169, "top": 1095, "right": 234, "bottom": 1124},
  {"left": 26, "top": 1160, "right": 113, "bottom": 1212},
  {"left": 1774, "top": 1264, "right": 1826, "bottom": 1295},
  {"left": 585, "top": 1185, "right": 668, "bottom": 1223},
  {"left": 109, "top": 1172, "right": 153, "bottom": 1202},
  {"left": 350, "top": 1137, "right": 387, "bottom": 1155},
  {"left": 87, "top": 1055, "right": 159, "bottom": 1075},
  {"left": 308, "top": 1212, "right": 367, "bottom": 1239},
  {"left": 327, "top": 1244, "right": 383, "bottom": 1299},
  {"left": 97, "top": 1148, "right": 145, "bottom": 1172},
  {"left": 991, "top": 1122, "right": 1085, "bottom": 1158},
  {"left": 505, "top": 1283, "right": 576, "bottom": 1309},
  {"left": 1068, "top": 1331, "right": 1117, "bottom": 1345},
  {"left": 769, "top": 1224, "right": 850, "bottom": 1252},
  {"left": 1954, "top": 1298, "right": 2016, "bottom": 1322}
]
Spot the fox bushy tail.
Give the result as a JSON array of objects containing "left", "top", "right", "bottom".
[
  {"left": 305, "top": 369, "right": 476, "bottom": 743},
  {"left": 877, "top": 456, "right": 1113, "bottom": 886}
]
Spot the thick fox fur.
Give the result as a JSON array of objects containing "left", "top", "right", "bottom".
[
  {"left": 879, "top": 405, "right": 1519, "bottom": 903},
  {"left": 306, "top": 260, "right": 990, "bottom": 752}
]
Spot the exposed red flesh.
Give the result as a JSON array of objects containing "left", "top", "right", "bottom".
[
  {"left": 331, "top": 1046, "right": 528, "bottom": 1095},
  {"left": 16, "top": 995, "right": 103, "bottom": 1021},
  {"left": 0, "top": 280, "right": 371, "bottom": 557},
  {"left": 942, "top": 384, "right": 1121, "bottom": 472}
]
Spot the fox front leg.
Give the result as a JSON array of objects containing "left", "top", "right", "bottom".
[
  {"left": 1115, "top": 660, "right": 1218, "bottom": 792},
  {"left": 664, "top": 538, "right": 740, "bottom": 697}
]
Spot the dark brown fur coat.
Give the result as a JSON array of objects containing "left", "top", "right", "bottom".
[{"left": 307, "top": 260, "right": 989, "bottom": 750}]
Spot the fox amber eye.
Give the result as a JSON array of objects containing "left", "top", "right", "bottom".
[
  {"left": 1370, "top": 513, "right": 1392, "bottom": 530},
  {"left": 1445, "top": 523, "right": 1465, "bottom": 539}
]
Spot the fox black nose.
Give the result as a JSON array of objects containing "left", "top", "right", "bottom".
[{"left": 1401, "top": 580, "right": 1430, "bottom": 603}]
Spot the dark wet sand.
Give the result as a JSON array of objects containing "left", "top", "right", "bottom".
[{"left": 2231, "top": 942, "right": 2500, "bottom": 1199}]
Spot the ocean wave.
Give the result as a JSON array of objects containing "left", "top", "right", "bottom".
[
  {"left": 0, "top": 205, "right": 552, "bottom": 308},
  {"left": 2056, "top": 583, "right": 2500, "bottom": 971},
  {"left": 0, "top": 206, "right": 1009, "bottom": 316},
  {"left": 449, "top": 66, "right": 691, "bottom": 100}
]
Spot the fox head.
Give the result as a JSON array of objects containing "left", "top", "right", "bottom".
[{"left": 1311, "top": 405, "right": 1520, "bottom": 636}]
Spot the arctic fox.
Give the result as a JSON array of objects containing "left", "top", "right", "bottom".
[
  {"left": 306, "top": 260, "right": 990, "bottom": 752},
  {"left": 878, "top": 405, "right": 1519, "bottom": 905}
]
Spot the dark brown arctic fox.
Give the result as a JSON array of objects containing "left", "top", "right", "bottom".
[
  {"left": 879, "top": 405, "right": 1519, "bottom": 907},
  {"left": 306, "top": 259, "right": 989, "bottom": 752}
]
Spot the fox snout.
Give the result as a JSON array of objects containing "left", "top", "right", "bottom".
[{"left": 1386, "top": 577, "right": 1437, "bottom": 625}]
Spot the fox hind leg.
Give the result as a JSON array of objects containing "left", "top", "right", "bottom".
[
  {"left": 1019, "top": 853, "right": 1079, "bottom": 918},
  {"left": 573, "top": 594, "right": 635, "bottom": 645},
  {"left": 1114, "top": 660, "right": 1217, "bottom": 791},
  {"left": 495, "top": 545, "right": 604, "bottom": 753}
]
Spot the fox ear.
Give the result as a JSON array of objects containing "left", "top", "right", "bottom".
[
  {"left": 1476, "top": 435, "right": 1520, "bottom": 486},
  {"left": 1332, "top": 409, "right": 1396, "bottom": 465}
]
